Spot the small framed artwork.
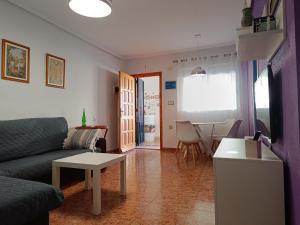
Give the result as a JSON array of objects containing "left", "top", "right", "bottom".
[
  {"left": 46, "top": 54, "right": 65, "bottom": 89},
  {"left": 1, "top": 39, "right": 30, "bottom": 83},
  {"left": 165, "top": 81, "right": 176, "bottom": 90}
]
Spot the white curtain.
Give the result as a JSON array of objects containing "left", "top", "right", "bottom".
[{"left": 175, "top": 53, "right": 246, "bottom": 143}]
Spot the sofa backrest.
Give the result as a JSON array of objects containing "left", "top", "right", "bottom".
[{"left": 0, "top": 117, "right": 68, "bottom": 162}]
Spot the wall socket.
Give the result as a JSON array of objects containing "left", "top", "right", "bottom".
[{"left": 169, "top": 125, "right": 173, "bottom": 130}]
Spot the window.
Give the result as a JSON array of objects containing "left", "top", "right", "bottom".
[{"left": 182, "top": 72, "right": 237, "bottom": 112}]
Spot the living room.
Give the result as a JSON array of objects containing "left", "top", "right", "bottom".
[{"left": 0, "top": 0, "right": 300, "bottom": 225}]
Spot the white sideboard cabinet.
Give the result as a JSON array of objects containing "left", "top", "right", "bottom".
[{"left": 213, "top": 138, "right": 285, "bottom": 225}]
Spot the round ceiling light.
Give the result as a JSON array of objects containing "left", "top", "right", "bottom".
[{"left": 69, "top": 0, "right": 112, "bottom": 18}]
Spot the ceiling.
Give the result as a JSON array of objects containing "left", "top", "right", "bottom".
[{"left": 8, "top": 0, "right": 244, "bottom": 59}]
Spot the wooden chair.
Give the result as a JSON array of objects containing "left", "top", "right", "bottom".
[{"left": 175, "top": 121, "right": 204, "bottom": 165}]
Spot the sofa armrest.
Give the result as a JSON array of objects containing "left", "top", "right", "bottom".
[{"left": 0, "top": 176, "right": 63, "bottom": 225}]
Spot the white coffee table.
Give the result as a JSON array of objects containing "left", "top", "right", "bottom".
[{"left": 52, "top": 152, "right": 126, "bottom": 215}]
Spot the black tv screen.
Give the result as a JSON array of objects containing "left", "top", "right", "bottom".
[{"left": 254, "top": 64, "right": 276, "bottom": 143}]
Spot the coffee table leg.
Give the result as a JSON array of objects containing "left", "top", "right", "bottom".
[
  {"left": 120, "top": 159, "right": 126, "bottom": 196},
  {"left": 92, "top": 169, "right": 101, "bottom": 215},
  {"left": 52, "top": 165, "right": 60, "bottom": 188},
  {"left": 85, "top": 169, "right": 91, "bottom": 190}
]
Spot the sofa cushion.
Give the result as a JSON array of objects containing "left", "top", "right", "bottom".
[
  {"left": 0, "top": 176, "right": 63, "bottom": 225},
  {"left": 0, "top": 149, "right": 87, "bottom": 180},
  {"left": 63, "top": 128, "right": 104, "bottom": 150},
  {"left": 0, "top": 117, "right": 68, "bottom": 162}
]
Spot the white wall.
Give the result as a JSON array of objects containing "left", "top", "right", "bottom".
[
  {"left": 0, "top": 1, "right": 246, "bottom": 150},
  {"left": 0, "top": 0, "right": 125, "bottom": 151},
  {"left": 126, "top": 45, "right": 238, "bottom": 148}
]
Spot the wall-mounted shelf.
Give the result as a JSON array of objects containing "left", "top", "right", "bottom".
[
  {"left": 236, "top": 0, "right": 285, "bottom": 61},
  {"left": 237, "top": 29, "right": 284, "bottom": 61}
]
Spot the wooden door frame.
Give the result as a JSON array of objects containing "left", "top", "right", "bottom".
[{"left": 132, "top": 72, "right": 163, "bottom": 150}]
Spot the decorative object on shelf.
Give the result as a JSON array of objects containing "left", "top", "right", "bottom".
[
  {"left": 253, "top": 16, "right": 276, "bottom": 32},
  {"left": 82, "top": 108, "right": 87, "bottom": 127},
  {"left": 268, "top": 0, "right": 280, "bottom": 16},
  {"left": 241, "top": 0, "right": 253, "bottom": 27},
  {"left": 241, "top": 7, "right": 253, "bottom": 27},
  {"left": 46, "top": 54, "right": 65, "bottom": 89},
  {"left": 190, "top": 66, "right": 207, "bottom": 76},
  {"left": 236, "top": 0, "right": 285, "bottom": 61},
  {"left": 69, "top": 0, "right": 112, "bottom": 18},
  {"left": 1, "top": 39, "right": 30, "bottom": 83}
]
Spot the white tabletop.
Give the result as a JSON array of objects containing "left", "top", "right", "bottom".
[
  {"left": 213, "top": 138, "right": 280, "bottom": 161},
  {"left": 53, "top": 152, "right": 126, "bottom": 170}
]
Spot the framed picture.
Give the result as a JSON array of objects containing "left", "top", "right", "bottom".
[
  {"left": 165, "top": 81, "right": 176, "bottom": 90},
  {"left": 268, "top": 0, "right": 280, "bottom": 16},
  {"left": 1, "top": 39, "right": 30, "bottom": 83},
  {"left": 46, "top": 54, "right": 65, "bottom": 89}
]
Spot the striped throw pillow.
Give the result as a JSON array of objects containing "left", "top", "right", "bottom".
[{"left": 63, "top": 128, "right": 104, "bottom": 151}]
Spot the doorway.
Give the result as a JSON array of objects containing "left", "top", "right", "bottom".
[{"left": 133, "top": 72, "right": 162, "bottom": 150}]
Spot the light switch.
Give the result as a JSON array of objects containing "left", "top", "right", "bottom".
[{"left": 168, "top": 100, "right": 175, "bottom": 105}]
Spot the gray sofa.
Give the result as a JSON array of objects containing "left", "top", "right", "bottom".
[{"left": 0, "top": 117, "right": 105, "bottom": 225}]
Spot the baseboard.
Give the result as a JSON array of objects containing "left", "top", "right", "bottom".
[{"left": 162, "top": 148, "right": 176, "bottom": 151}]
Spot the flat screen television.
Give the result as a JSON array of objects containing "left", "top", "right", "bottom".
[{"left": 254, "top": 64, "right": 276, "bottom": 143}]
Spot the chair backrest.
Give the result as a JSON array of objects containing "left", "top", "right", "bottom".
[
  {"left": 176, "top": 121, "right": 201, "bottom": 143},
  {"left": 227, "top": 120, "right": 243, "bottom": 138},
  {"left": 214, "top": 119, "right": 235, "bottom": 136}
]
